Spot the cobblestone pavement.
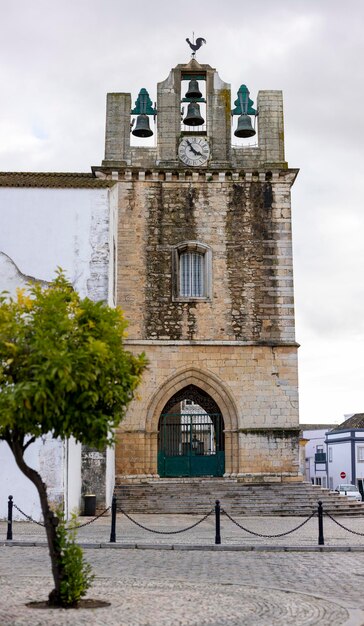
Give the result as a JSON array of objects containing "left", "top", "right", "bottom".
[{"left": 2, "top": 515, "right": 364, "bottom": 625}]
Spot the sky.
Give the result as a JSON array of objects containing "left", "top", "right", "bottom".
[{"left": 0, "top": 0, "right": 363, "bottom": 425}]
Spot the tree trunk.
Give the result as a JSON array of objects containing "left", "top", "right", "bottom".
[{"left": 10, "top": 438, "right": 64, "bottom": 606}]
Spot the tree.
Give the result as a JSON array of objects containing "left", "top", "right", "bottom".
[{"left": 0, "top": 271, "right": 146, "bottom": 606}]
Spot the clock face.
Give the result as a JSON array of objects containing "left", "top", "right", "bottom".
[{"left": 178, "top": 137, "right": 210, "bottom": 166}]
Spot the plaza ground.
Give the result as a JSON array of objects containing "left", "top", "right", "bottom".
[{"left": 2, "top": 514, "right": 364, "bottom": 624}]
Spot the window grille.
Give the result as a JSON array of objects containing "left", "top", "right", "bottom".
[
  {"left": 172, "top": 241, "right": 211, "bottom": 301},
  {"left": 179, "top": 251, "right": 204, "bottom": 297}
]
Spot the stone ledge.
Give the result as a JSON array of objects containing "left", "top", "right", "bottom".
[
  {"left": 2, "top": 541, "right": 364, "bottom": 552},
  {"left": 92, "top": 165, "right": 299, "bottom": 183},
  {"left": 124, "top": 339, "right": 300, "bottom": 347}
]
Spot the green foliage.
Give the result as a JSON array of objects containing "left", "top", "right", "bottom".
[
  {"left": 55, "top": 510, "right": 94, "bottom": 607},
  {"left": 0, "top": 270, "right": 147, "bottom": 447}
]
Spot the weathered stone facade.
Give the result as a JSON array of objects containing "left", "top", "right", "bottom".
[{"left": 94, "top": 57, "right": 301, "bottom": 483}]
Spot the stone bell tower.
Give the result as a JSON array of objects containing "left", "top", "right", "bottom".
[{"left": 93, "top": 52, "right": 301, "bottom": 484}]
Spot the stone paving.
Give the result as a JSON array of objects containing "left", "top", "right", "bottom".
[
  {"left": 2, "top": 514, "right": 364, "bottom": 625},
  {"left": 3, "top": 510, "right": 364, "bottom": 547}
]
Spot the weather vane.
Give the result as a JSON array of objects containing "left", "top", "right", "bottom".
[{"left": 186, "top": 33, "right": 206, "bottom": 58}]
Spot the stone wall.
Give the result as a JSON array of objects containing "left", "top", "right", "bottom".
[
  {"left": 117, "top": 171, "right": 297, "bottom": 344},
  {"left": 115, "top": 343, "right": 299, "bottom": 480}
]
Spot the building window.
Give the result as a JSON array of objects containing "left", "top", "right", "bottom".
[
  {"left": 315, "top": 445, "right": 326, "bottom": 464},
  {"left": 358, "top": 447, "right": 364, "bottom": 462},
  {"left": 329, "top": 447, "right": 333, "bottom": 462},
  {"left": 173, "top": 242, "right": 211, "bottom": 301},
  {"left": 180, "top": 251, "right": 204, "bottom": 297}
]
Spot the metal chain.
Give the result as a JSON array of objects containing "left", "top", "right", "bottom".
[
  {"left": 12, "top": 502, "right": 110, "bottom": 530},
  {"left": 119, "top": 508, "right": 214, "bottom": 534},
  {"left": 222, "top": 508, "right": 316, "bottom": 538},
  {"left": 66, "top": 506, "right": 111, "bottom": 530},
  {"left": 324, "top": 512, "right": 364, "bottom": 536},
  {"left": 13, "top": 503, "right": 46, "bottom": 527}
]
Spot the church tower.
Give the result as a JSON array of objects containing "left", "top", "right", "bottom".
[{"left": 93, "top": 51, "right": 301, "bottom": 483}]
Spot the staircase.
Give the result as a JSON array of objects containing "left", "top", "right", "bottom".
[{"left": 114, "top": 478, "right": 364, "bottom": 516}]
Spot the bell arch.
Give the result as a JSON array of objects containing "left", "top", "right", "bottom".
[{"left": 145, "top": 367, "right": 239, "bottom": 476}]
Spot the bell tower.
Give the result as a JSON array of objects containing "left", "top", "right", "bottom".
[{"left": 93, "top": 45, "right": 301, "bottom": 483}]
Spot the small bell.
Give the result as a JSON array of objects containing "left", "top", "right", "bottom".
[
  {"left": 234, "top": 114, "right": 256, "bottom": 138},
  {"left": 132, "top": 114, "right": 153, "bottom": 138},
  {"left": 185, "top": 79, "right": 202, "bottom": 100},
  {"left": 183, "top": 102, "right": 204, "bottom": 126}
]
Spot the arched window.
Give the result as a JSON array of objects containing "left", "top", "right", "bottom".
[{"left": 172, "top": 242, "right": 211, "bottom": 301}]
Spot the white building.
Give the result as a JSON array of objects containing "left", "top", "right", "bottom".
[
  {"left": 301, "top": 424, "right": 336, "bottom": 488},
  {"left": 0, "top": 173, "right": 117, "bottom": 520},
  {"left": 301, "top": 414, "right": 364, "bottom": 499},
  {"left": 326, "top": 413, "right": 364, "bottom": 495}
]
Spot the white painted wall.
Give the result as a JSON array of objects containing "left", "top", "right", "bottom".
[
  {"left": 106, "top": 445, "right": 115, "bottom": 509},
  {"left": 354, "top": 433, "right": 364, "bottom": 484},
  {"left": 0, "top": 187, "right": 111, "bottom": 298},
  {"left": 327, "top": 436, "right": 352, "bottom": 489},
  {"left": 65, "top": 438, "right": 82, "bottom": 518},
  {"left": 302, "top": 429, "right": 329, "bottom": 487},
  {"left": 0, "top": 185, "right": 115, "bottom": 520},
  {"left": 0, "top": 435, "right": 64, "bottom": 522},
  {"left": 107, "top": 182, "right": 118, "bottom": 307}
]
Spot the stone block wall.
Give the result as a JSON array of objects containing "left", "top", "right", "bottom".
[
  {"left": 116, "top": 171, "right": 297, "bottom": 344},
  {"left": 115, "top": 343, "right": 299, "bottom": 480}
]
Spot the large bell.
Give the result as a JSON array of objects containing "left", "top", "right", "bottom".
[
  {"left": 132, "top": 114, "right": 153, "bottom": 138},
  {"left": 183, "top": 101, "right": 204, "bottom": 126},
  {"left": 234, "top": 114, "right": 256, "bottom": 138},
  {"left": 185, "top": 79, "right": 202, "bottom": 100}
]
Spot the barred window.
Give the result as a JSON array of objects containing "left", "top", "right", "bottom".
[
  {"left": 180, "top": 251, "right": 204, "bottom": 297},
  {"left": 172, "top": 242, "right": 211, "bottom": 301}
]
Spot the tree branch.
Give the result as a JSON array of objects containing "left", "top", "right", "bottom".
[{"left": 23, "top": 436, "right": 36, "bottom": 452}]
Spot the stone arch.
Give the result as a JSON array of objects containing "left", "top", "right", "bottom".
[
  {"left": 145, "top": 367, "right": 239, "bottom": 475},
  {"left": 161, "top": 384, "right": 222, "bottom": 416}
]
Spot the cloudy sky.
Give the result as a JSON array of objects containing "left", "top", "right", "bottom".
[{"left": 1, "top": 0, "right": 363, "bottom": 425}]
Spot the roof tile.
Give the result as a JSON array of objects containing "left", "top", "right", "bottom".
[
  {"left": 0, "top": 172, "right": 115, "bottom": 189},
  {"left": 331, "top": 413, "right": 364, "bottom": 431}
]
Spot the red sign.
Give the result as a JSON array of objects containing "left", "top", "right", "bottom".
[{"left": 340, "top": 471, "right": 346, "bottom": 479}]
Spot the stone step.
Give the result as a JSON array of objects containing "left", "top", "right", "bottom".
[{"left": 114, "top": 479, "right": 364, "bottom": 516}]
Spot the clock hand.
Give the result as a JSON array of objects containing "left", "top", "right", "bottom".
[{"left": 186, "top": 139, "right": 200, "bottom": 156}]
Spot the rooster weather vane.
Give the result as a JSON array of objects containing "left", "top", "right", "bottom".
[{"left": 186, "top": 35, "right": 206, "bottom": 58}]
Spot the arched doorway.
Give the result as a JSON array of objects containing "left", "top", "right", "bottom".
[{"left": 157, "top": 384, "right": 225, "bottom": 477}]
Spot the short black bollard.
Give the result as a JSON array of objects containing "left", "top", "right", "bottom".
[
  {"left": 318, "top": 500, "right": 324, "bottom": 546},
  {"left": 110, "top": 495, "right": 117, "bottom": 543},
  {"left": 7, "top": 495, "right": 13, "bottom": 541},
  {"left": 215, "top": 499, "right": 221, "bottom": 545}
]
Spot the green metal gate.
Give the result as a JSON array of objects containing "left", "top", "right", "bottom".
[{"left": 158, "top": 413, "right": 225, "bottom": 477}]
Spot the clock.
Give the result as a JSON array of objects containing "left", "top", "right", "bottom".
[{"left": 178, "top": 137, "right": 210, "bottom": 166}]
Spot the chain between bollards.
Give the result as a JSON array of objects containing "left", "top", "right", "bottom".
[
  {"left": 6, "top": 495, "right": 13, "bottom": 541},
  {"left": 318, "top": 500, "right": 324, "bottom": 545},
  {"left": 215, "top": 499, "right": 221, "bottom": 545},
  {"left": 110, "top": 495, "right": 117, "bottom": 543}
]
